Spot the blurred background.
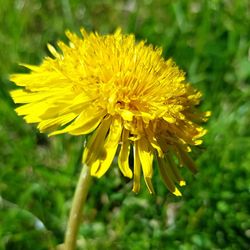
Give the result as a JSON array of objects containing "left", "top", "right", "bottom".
[{"left": 0, "top": 0, "right": 249, "bottom": 249}]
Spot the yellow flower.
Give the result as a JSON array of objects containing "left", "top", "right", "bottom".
[{"left": 10, "top": 28, "right": 210, "bottom": 195}]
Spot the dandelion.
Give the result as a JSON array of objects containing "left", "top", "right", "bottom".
[{"left": 10, "top": 28, "right": 209, "bottom": 249}]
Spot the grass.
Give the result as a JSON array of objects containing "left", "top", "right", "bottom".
[{"left": 0, "top": 0, "right": 249, "bottom": 249}]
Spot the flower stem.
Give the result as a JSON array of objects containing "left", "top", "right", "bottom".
[{"left": 63, "top": 164, "right": 92, "bottom": 250}]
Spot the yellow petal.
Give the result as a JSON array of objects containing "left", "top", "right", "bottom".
[
  {"left": 15, "top": 102, "right": 50, "bottom": 117},
  {"left": 91, "top": 116, "right": 123, "bottom": 178},
  {"left": 118, "top": 129, "right": 133, "bottom": 178},
  {"left": 10, "top": 74, "right": 29, "bottom": 87},
  {"left": 163, "top": 116, "right": 176, "bottom": 123},
  {"left": 65, "top": 30, "right": 82, "bottom": 47},
  {"left": 80, "top": 27, "right": 88, "bottom": 38},
  {"left": 38, "top": 113, "right": 78, "bottom": 132},
  {"left": 18, "top": 63, "right": 41, "bottom": 72},
  {"left": 138, "top": 137, "right": 155, "bottom": 194},
  {"left": 13, "top": 90, "right": 75, "bottom": 124},
  {"left": 119, "top": 109, "right": 134, "bottom": 121},
  {"left": 193, "top": 139, "right": 202, "bottom": 145},
  {"left": 11, "top": 89, "right": 51, "bottom": 104},
  {"left": 83, "top": 116, "right": 111, "bottom": 166},
  {"left": 140, "top": 111, "right": 154, "bottom": 124},
  {"left": 132, "top": 141, "right": 141, "bottom": 193},
  {"left": 145, "top": 127, "right": 163, "bottom": 157},
  {"left": 47, "top": 44, "right": 62, "bottom": 59},
  {"left": 10, "top": 69, "right": 70, "bottom": 90},
  {"left": 49, "top": 109, "right": 105, "bottom": 136},
  {"left": 58, "top": 93, "right": 93, "bottom": 115}
]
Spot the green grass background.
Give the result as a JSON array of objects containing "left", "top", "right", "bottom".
[{"left": 0, "top": 0, "right": 249, "bottom": 249}]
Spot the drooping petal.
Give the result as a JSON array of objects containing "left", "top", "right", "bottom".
[
  {"left": 166, "top": 154, "right": 186, "bottom": 186},
  {"left": 132, "top": 141, "right": 141, "bottom": 193},
  {"left": 157, "top": 156, "right": 182, "bottom": 196},
  {"left": 83, "top": 116, "right": 112, "bottom": 167},
  {"left": 138, "top": 137, "right": 155, "bottom": 194},
  {"left": 118, "top": 129, "right": 133, "bottom": 178},
  {"left": 91, "top": 116, "right": 123, "bottom": 178},
  {"left": 175, "top": 145, "right": 197, "bottom": 174},
  {"left": 145, "top": 126, "right": 163, "bottom": 157}
]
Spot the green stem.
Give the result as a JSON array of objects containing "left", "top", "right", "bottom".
[{"left": 63, "top": 164, "right": 92, "bottom": 250}]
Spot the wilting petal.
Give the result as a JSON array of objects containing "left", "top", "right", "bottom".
[
  {"left": 157, "top": 156, "right": 182, "bottom": 196},
  {"left": 166, "top": 154, "right": 186, "bottom": 186},
  {"left": 175, "top": 145, "right": 197, "bottom": 174}
]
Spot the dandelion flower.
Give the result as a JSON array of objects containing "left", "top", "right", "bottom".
[{"left": 10, "top": 28, "right": 210, "bottom": 196}]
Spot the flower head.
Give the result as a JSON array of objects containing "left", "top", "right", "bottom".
[{"left": 10, "top": 28, "right": 210, "bottom": 195}]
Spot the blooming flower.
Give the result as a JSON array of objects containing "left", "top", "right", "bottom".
[{"left": 10, "top": 28, "right": 210, "bottom": 195}]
